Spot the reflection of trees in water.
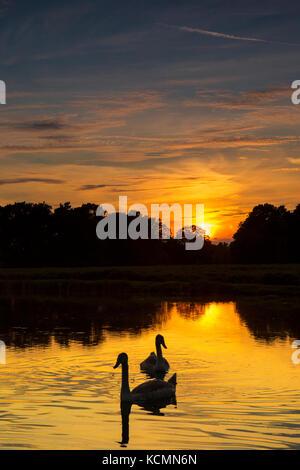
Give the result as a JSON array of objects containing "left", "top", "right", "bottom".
[
  {"left": 174, "top": 302, "right": 206, "bottom": 320},
  {"left": 0, "top": 296, "right": 170, "bottom": 349},
  {"left": 3, "top": 295, "right": 299, "bottom": 348},
  {"left": 101, "top": 299, "right": 171, "bottom": 333},
  {"left": 235, "top": 298, "right": 300, "bottom": 343}
]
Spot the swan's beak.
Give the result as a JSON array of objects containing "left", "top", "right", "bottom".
[
  {"left": 113, "top": 358, "right": 121, "bottom": 369},
  {"left": 162, "top": 338, "right": 167, "bottom": 349}
]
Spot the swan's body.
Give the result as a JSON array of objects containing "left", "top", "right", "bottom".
[
  {"left": 114, "top": 352, "right": 176, "bottom": 403},
  {"left": 140, "top": 334, "right": 170, "bottom": 375}
]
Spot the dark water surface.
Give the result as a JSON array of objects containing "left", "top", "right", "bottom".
[{"left": 0, "top": 295, "right": 300, "bottom": 449}]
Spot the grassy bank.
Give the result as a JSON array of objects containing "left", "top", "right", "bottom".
[{"left": 0, "top": 264, "right": 299, "bottom": 297}]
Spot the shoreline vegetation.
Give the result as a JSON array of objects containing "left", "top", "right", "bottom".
[
  {"left": 0, "top": 264, "right": 299, "bottom": 298},
  {"left": 1, "top": 202, "right": 300, "bottom": 266}
]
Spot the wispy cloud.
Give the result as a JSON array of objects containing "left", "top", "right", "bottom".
[
  {"left": 161, "top": 24, "right": 300, "bottom": 46},
  {"left": 79, "top": 183, "right": 130, "bottom": 191},
  {"left": 0, "top": 177, "right": 65, "bottom": 186},
  {"left": 184, "top": 85, "right": 290, "bottom": 111},
  {"left": 14, "top": 119, "right": 68, "bottom": 131},
  {"left": 272, "top": 167, "right": 300, "bottom": 172}
]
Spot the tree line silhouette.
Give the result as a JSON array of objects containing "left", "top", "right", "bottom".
[
  {"left": 231, "top": 203, "right": 300, "bottom": 263},
  {"left": 0, "top": 201, "right": 299, "bottom": 266}
]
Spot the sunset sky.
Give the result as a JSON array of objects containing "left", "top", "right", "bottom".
[{"left": 1, "top": 0, "right": 300, "bottom": 241}]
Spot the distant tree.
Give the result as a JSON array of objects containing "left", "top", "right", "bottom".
[
  {"left": 0, "top": 202, "right": 52, "bottom": 266},
  {"left": 231, "top": 203, "right": 290, "bottom": 263},
  {"left": 288, "top": 204, "right": 300, "bottom": 263}
]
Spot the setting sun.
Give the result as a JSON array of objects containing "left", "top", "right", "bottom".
[{"left": 201, "top": 222, "right": 213, "bottom": 238}]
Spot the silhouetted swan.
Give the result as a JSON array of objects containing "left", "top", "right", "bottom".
[
  {"left": 140, "top": 334, "right": 170, "bottom": 375},
  {"left": 113, "top": 352, "right": 176, "bottom": 403}
]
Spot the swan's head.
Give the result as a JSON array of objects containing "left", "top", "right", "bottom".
[
  {"left": 156, "top": 334, "right": 167, "bottom": 349},
  {"left": 113, "top": 352, "right": 128, "bottom": 369}
]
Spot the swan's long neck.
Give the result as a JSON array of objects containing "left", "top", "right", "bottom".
[
  {"left": 156, "top": 340, "right": 163, "bottom": 359},
  {"left": 121, "top": 361, "right": 130, "bottom": 398},
  {"left": 121, "top": 402, "right": 131, "bottom": 445}
]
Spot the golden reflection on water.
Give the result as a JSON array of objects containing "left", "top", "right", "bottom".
[{"left": 0, "top": 300, "right": 300, "bottom": 449}]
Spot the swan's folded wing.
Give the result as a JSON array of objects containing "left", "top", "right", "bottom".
[
  {"left": 140, "top": 352, "right": 157, "bottom": 368},
  {"left": 132, "top": 379, "right": 169, "bottom": 394}
]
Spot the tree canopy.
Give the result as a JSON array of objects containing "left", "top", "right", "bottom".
[{"left": 0, "top": 201, "right": 298, "bottom": 266}]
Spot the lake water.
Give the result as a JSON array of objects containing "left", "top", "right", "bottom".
[{"left": 0, "top": 296, "right": 300, "bottom": 449}]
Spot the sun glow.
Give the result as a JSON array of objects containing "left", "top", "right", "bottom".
[{"left": 201, "top": 222, "right": 213, "bottom": 237}]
